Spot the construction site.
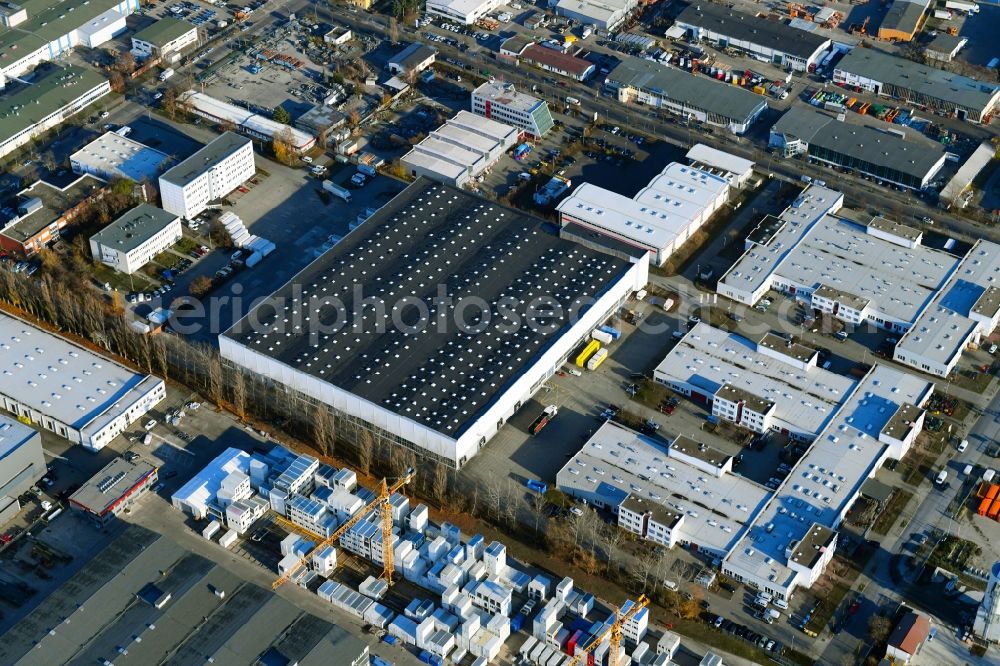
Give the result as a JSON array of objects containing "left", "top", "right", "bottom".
[{"left": 169, "top": 445, "right": 697, "bottom": 666}]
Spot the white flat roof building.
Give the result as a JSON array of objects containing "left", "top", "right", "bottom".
[
  {"left": 70, "top": 131, "right": 171, "bottom": 183},
  {"left": 158, "top": 132, "right": 256, "bottom": 220},
  {"left": 425, "top": 0, "right": 502, "bottom": 24},
  {"left": 557, "top": 421, "right": 771, "bottom": 556},
  {"left": 555, "top": 0, "right": 638, "bottom": 31},
  {"left": 0, "top": 311, "right": 165, "bottom": 451},
  {"left": 655, "top": 323, "right": 856, "bottom": 441},
  {"left": 685, "top": 143, "right": 755, "bottom": 188},
  {"left": 718, "top": 184, "right": 958, "bottom": 332},
  {"left": 0, "top": 0, "right": 139, "bottom": 84},
  {"left": 130, "top": 16, "right": 198, "bottom": 59},
  {"left": 895, "top": 240, "right": 1000, "bottom": 377},
  {"left": 471, "top": 81, "right": 554, "bottom": 139},
  {"left": 400, "top": 111, "right": 519, "bottom": 188},
  {"left": 0, "top": 65, "right": 111, "bottom": 161},
  {"left": 557, "top": 162, "right": 729, "bottom": 266},
  {"left": 723, "top": 363, "right": 933, "bottom": 600},
  {"left": 177, "top": 91, "right": 316, "bottom": 154},
  {"left": 172, "top": 448, "right": 252, "bottom": 520},
  {"left": 89, "top": 203, "right": 182, "bottom": 275}
]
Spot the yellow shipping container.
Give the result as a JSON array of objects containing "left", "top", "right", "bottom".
[{"left": 575, "top": 340, "right": 601, "bottom": 367}]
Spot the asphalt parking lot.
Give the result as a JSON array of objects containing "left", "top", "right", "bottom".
[{"left": 166, "top": 160, "right": 407, "bottom": 341}]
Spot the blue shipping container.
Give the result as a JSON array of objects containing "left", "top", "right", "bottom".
[
  {"left": 510, "top": 613, "right": 525, "bottom": 632},
  {"left": 382, "top": 635, "right": 398, "bottom": 645},
  {"left": 418, "top": 650, "right": 443, "bottom": 666},
  {"left": 598, "top": 325, "right": 621, "bottom": 340},
  {"left": 526, "top": 479, "right": 548, "bottom": 493}
]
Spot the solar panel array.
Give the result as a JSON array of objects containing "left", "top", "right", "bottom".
[{"left": 227, "top": 181, "right": 630, "bottom": 437}]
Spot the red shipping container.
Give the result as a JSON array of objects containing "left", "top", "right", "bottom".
[{"left": 567, "top": 629, "right": 583, "bottom": 655}]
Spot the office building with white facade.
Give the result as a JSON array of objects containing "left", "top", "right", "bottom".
[
  {"left": 685, "top": 144, "right": 755, "bottom": 188},
  {"left": 0, "top": 312, "right": 165, "bottom": 451},
  {"left": 220, "top": 179, "right": 648, "bottom": 469},
  {"left": 717, "top": 184, "right": 958, "bottom": 333},
  {"left": 557, "top": 162, "right": 730, "bottom": 267},
  {"left": 471, "top": 81, "right": 554, "bottom": 139},
  {"left": 400, "top": 111, "right": 519, "bottom": 188},
  {"left": 556, "top": 422, "right": 771, "bottom": 557},
  {"left": 0, "top": 65, "right": 110, "bottom": 160},
  {"left": 723, "top": 363, "right": 933, "bottom": 600},
  {"left": 158, "top": 132, "right": 255, "bottom": 219},
  {"left": 70, "top": 131, "right": 171, "bottom": 183},
  {"left": 89, "top": 204, "right": 182, "bottom": 274},
  {"left": 425, "top": 0, "right": 502, "bottom": 24},
  {"left": 130, "top": 16, "right": 198, "bottom": 59},
  {"left": 0, "top": 0, "right": 138, "bottom": 85},
  {"left": 655, "top": 324, "right": 856, "bottom": 441}
]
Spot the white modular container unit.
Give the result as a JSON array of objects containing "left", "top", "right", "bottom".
[
  {"left": 312, "top": 545, "right": 338, "bottom": 576},
  {"left": 467, "top": 560, "right": 487, "bottom": 582},
  {"left": 218, "top": 530, "right": 238, "bottom": 549},
  {"left": 365, "top": 602, "right": 395, "bottom": 628},
  {"left": 591, "top": 329, "right": 613, "bottom": 345},
  {"left": 389, "top": 616, "right": 419, "bottom": 645},
  {"left": 318, "top": 580, "right": 340, "bottom": 602},
  {"left": 531, "top": 643, "right": 551, "bottom": 664},
  {"left": 202, "top": 520, "right": 222, "bottom": 540},
  {"left": 453, "top": 595, "right": 474, "bottom": 619},
  {"left": 409, "top": 503, "right": 429, "bottom": 533},
  {"left": 451, "top": 648, "right": 468, "bottom": 663},
  {"left": 442, "top": 584, "right": 462, "bottom": 610},
  {"left": 433, "top": 608, "right": 460, "bottom": 632},
  {"left": 278, "top": 553, "right": 301, "bottom": 574},
  {"left": 520, "top": 636, "right": 539, "bottom": 657},
  {"left": 359, "top": 575, "right": 389, "bottom": 599},
  {"left": 395, "top": 539, "right": 414, "bottom": 561},
  {"left": 488, "top": 613, "right": 511, "bottom": 642},
  {"left": 427, "top": 536, "right": 449, "bottom": 560},
  {"left": 331, "top": 585, "right": 375, "bottom": 619}
]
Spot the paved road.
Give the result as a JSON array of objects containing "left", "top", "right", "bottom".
[{"left": 814, "top": 380, "right": 1000, "bottom": 665}]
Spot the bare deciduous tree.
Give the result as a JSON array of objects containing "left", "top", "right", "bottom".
[
  {"left": 355, "top": 428, "right": 374, "bottom": 475},
  {"left": 312, "top": 404, "right": 336, "bottom": 457},
  {"left": 430, "top": 460, "right": 448, "bottom": 504}
]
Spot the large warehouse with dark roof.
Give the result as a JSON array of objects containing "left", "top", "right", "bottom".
[
  {"left": 674, "top": 4, "right": 832, "bottom": 72},
  {"left": 220, "top": 178, "right": 648, "bottom": 468},
  {"left": 605, "top": 56, "right": 767, "bottom": 134},
  {"left": 769, "top": 106, "right": 947, "bottom": 190}
]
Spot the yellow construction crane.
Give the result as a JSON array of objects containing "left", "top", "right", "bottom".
[
  {"left": 567, "top": 595, "right": 649, "bottom": 666},
  {"left": 272, "top": 467, "right": 415, "bottom": 590}
]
